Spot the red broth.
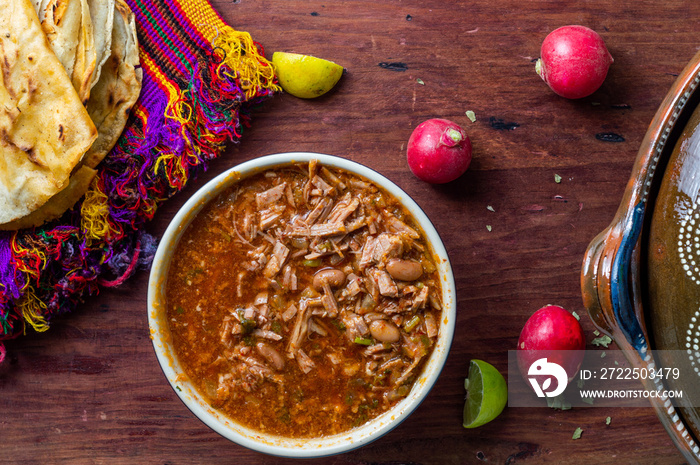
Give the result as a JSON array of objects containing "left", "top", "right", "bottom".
[{"left": 165, "top": 161, "right": 443, "bottom": 437}]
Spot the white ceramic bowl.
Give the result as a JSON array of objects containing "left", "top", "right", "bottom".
[{"left": 147, "top": 152, "right": 456, "bottom": 458}]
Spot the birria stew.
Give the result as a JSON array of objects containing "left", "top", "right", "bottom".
[{"left": 165, "top": 160, "right": 443, "bottom": 438}]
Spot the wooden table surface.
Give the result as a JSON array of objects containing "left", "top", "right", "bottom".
[{"left": 2, "top": 1, "right": 699, "bottom": 464}]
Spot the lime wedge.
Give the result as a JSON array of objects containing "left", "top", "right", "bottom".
[
  {"left": 271, "top": 52, "right": 343, "bottom": 99},
  {"left": 463, "top": 359, "right": 507, "bottom": 428}
]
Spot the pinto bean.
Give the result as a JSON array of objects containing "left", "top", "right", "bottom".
[
  {"left": 386, "top": 258, "right": 423, "bottom": 281},
  {"left": 369, "top": 319, "right": 401, "bottom": 343},
  {"left": 312, "top": 268, "right": 346, "bottom": 290}
]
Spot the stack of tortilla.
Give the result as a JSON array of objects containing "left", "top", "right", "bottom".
[{"left": 0, "top": 0, "right": 142, "bottom": 230}]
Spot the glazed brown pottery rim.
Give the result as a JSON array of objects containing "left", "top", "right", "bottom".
[{"left": 581, "top": 50, "right": 700, "bottom": 463}]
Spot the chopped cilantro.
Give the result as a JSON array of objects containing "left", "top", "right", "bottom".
[
  {"left": 353, "top": 412, "right": 368, "bottom": 427},
  {"left": 357, "top": 400, "right": 376, "bottom": 413},
  {"left": 466, "top": 110, "right": 477, "bottom": 122},
  {"left": 601, "top": 351, "right": 606, "bottom": 358},
  {"left": 572, "top": 311, "right": 580, "bottom": 321},
  {"left": 605, "top": 416, "right": 612, "bottom": 425},
  {"left": 593, "top": 330, "right": 601, "bottom": 336},
  {"left": 292, "top": 388, "right": 304, "bottom": 403},
  {"left": 547, "top": 394, "right": 571, "bottom": 410},
  {"left": 572, "top": 427, "right": 583, "bottom": 440},
  {"left": 184, "top": 267, "right": 204, "bottom": 282},
  {"left": 592, "top": 335, "right": 613, "bottom": 348},
  {"left": 487, "top": 205, "right": 495, "bottom": 212},
  {"left": 554, "top": 173, "right": 562, "bottom": 184},
  {"left": 345, "top": 392, "right": 355, "bottom": 405},
  {"left": 236, "top": 308, "right": 257, "bottom": 334},
  {"left": 416, "top": 78, "right": 425, "bottom": 85},
  {"left": 373, "top": 371, "right": 388, "bottom": 386},
  {"left": 486, "top": 225, "right": 492, "bottom": 232},
  {"left": 581, "top": 396, "right": 594, "bottom": 405},
  {"left": 278, "top": 406, "right": 291, "bottom": 424},
  {"left": 353, "top": 336, "right": 373, "bottom": 346}
]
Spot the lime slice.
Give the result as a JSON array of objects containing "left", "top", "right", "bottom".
[
  {"left": 271, "top": 52, "right": 343, "bottom": 99},
  {"left": 463, "top": 359, "right": 507, "bottom": 428}
]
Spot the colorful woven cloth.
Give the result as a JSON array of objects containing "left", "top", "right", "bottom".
[{"left": 0, "top": 0, "right": 279, "bottom": 361}]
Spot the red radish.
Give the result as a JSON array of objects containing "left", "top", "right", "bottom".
[
  {"left": 406, "top": 118, "right": 472, "bottom": 184},
  {"left": 517, "top": 305, "right": 586, "bottom": 387},
  {"left": 536, "top": 25, "right": 613, "bottom": 99}
]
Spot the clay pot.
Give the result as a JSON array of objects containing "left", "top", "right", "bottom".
[{"left": 582, "top": 50, "right": 700, "bottom": 463}]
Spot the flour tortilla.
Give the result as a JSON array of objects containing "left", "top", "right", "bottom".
[
  {"left": 0, "top": 0, "right": 97, "bottom": 224},
  {"left": 35, "top": 0, "right": 96, "bottom": 103}
]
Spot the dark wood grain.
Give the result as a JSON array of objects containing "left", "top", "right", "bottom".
[{"left": 2, "top": 0, "right": 698, "bottom": 463}]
